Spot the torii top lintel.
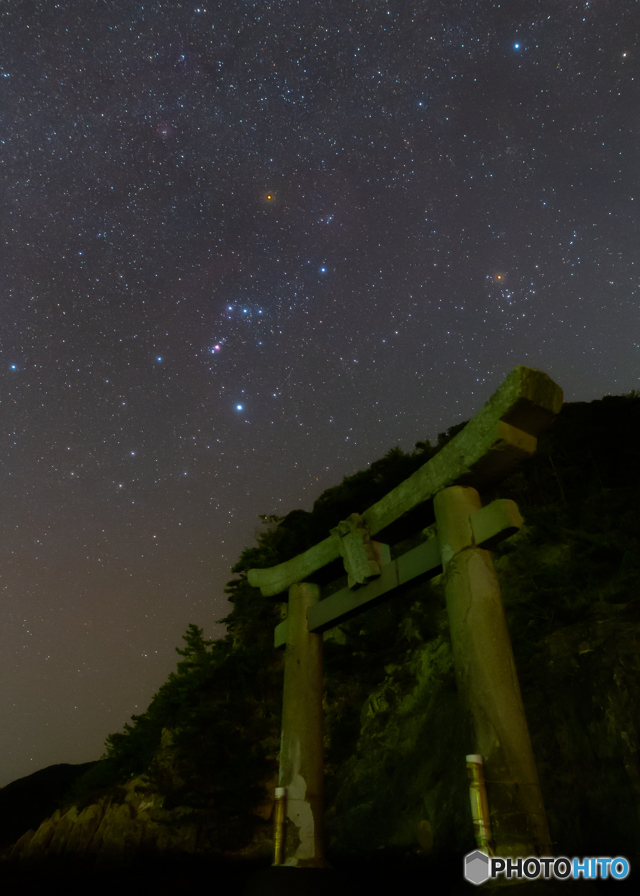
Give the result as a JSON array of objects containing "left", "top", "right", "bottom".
[{"left": 248, "top": 366, "right": 563, "bottom": 597}]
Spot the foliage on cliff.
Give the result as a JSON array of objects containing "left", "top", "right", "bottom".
[{"left": 71, "top": 622, "right": 282, "bottom": 847}]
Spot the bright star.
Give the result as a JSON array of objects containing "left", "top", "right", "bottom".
[
  {"left": 156, "top": 356, "right": 162, "bottom": 362},
  {"left": 236, "top": 404, "right": 243, "bottom": 411},
  {"left": 514, "top": 43, "right": 520, "bottom": 49}
]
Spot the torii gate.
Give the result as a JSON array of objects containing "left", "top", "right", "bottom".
[{"left": 248, "top": 366, "right": 563, "bottom": 869}]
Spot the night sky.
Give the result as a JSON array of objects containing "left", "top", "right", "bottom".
[{"left": 1, "top": 0, "right": 639, "bottom": 788}]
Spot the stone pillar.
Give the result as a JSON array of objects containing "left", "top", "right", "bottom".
[
  {"left": 433, "top": 486, "right": 552, "bottom": 860},
  {"left": 278, "top": 582, "right": 326, "bottom": 867}
]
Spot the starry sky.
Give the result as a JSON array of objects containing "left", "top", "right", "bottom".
[{"left": 1, "top": 0, "right": 639, "bottom": 787}]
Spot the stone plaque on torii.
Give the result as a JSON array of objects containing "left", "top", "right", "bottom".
[{"left": 248, "top": 366, "right": 563, "bottom": 868}]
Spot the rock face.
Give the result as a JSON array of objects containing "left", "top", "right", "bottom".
[
  {"left": 323, "top": 534, "right": 640, "bottom": 870},
  {"left": 4, "top": 774, "right": 272, "bottom": 869},
  {"left": 324, "top": 587, "right": 476, "bottom": 860}
]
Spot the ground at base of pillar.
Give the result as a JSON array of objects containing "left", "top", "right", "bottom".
[
  {"left": 450, "top": 878, "right": 618, "bottom": 895},
  {"left": 244, "top": 865, "right": 619, "bottom": 896},
  {"left": 242, "top": 866, "right": 350, "bottom": 896}
]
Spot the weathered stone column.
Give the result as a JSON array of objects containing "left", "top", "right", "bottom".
[
  {"left": 278, "top": 582, "right": 326, "bottom": 867},
  {"left": 433, "top": 486, "right": 552, "bottom": 860}
]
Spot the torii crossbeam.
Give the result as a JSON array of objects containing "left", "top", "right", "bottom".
[{"left": 248, "top": 366, "right": 563, "bottom": 868}]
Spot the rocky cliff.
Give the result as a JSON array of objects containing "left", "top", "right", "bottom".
[
  {"left": 3, "top": 728, "right": 274, "bottom": 870},
  {"left": 6, "top": 774, "right": 267, "bottom": 869}
]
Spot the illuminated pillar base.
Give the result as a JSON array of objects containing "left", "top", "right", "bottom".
[{"left": 278, "top": 582, "right": 327, "bottom": 868}]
